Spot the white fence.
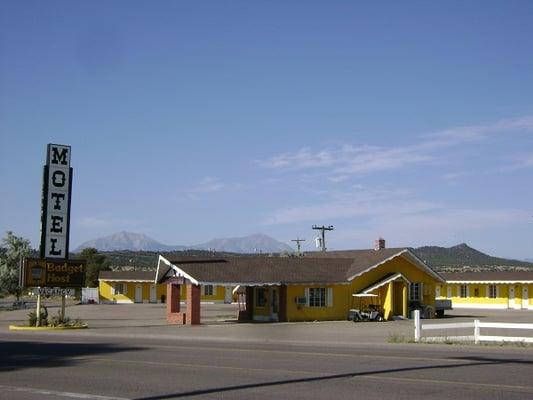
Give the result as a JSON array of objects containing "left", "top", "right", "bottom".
[{"left": 413, "top": 309, "right": 533, "bottom": 344}]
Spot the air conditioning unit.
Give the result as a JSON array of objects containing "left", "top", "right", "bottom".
[{"left": 295, "top": 297, "right": 307, "bottom": 305}]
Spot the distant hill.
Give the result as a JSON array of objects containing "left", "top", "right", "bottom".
[
  {"left": 413, "top": 243, "right": 533, "bottom": 271},
  {"left": 75, "top": 231, "right": 293, "bottom": 254},
  {"left": 75, "top": 231, "right": 186, "bottom": 252},
  {"left": 195, "top": 233, "right": 293, "bottom": 253}
]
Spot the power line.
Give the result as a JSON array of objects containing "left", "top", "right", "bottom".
[{"left": 312, "top": 225, "right": 334, "bottom": 252}]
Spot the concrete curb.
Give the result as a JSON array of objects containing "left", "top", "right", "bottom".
[{"left": 8, "top": 324, "right": 88, "bottom": 331}]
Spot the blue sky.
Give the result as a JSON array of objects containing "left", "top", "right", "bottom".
[{"left": 1, "top": 1, "right": 533, "bottom": 258}]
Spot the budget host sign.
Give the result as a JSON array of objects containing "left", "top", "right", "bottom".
[
  {"left": 40, "top": 144, "right": 72, "bottom": 259},
  {"left": 21, "top": 258, "right": 86, "bottom": 288}
]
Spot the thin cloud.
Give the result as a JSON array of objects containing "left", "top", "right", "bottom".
[
  {"left": 188, "top": 177, "right": 226, "bottom": 194},
  {"left": 257, "top": 115, "right": 533, "bottom": 176}
]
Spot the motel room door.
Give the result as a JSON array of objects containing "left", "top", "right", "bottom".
[
  {"left": 269, "top": 287, "right": 279, "bottom": 321},
  {"left": 224, "top": 286, "right": 233, "bottom": 304},
  {"left": 508, "top": 286, "right": 516, "bottom": 309},
  {"left": 135, "top": 284, "right": 143, "bottom": 303},
  {"left": 150, "top": 284, "right": 157, "bottom": 303},
  {"left": 523, "top": 286, "right": 529, "bottom": 309}
]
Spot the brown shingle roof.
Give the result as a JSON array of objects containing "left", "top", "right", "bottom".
[
  {"left": 167, "top": 248, "right": 414, "bottom": 285},
  {"left": 98, "top": 270, "right": 155, "bottom": 282},
  {"left": 441, "top": 271, "right": 533, "bottom": 282}
]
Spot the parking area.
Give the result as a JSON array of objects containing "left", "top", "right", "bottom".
[{"left": 2, "top": 302, "right": 533, "bottom": 345}]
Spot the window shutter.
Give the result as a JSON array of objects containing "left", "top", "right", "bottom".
[
  {"left": 327, "top": 287, "right": 333, "bottom": 307},
  {"left": 304, "top": 288, "right": 309, "bottom": 307}
]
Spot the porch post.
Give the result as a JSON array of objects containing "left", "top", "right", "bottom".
[
  {"left": 166, "top": 283, "right": 184, "bottom": 324},
  {"left": 402, "top": 284, "right": 408, "bottom": 318},
  {"left": 244, "top": 286, "right": 254, "bottom": 320},
  {"left": 186, "top": 284, "right": 201, "bottom": 325},
  {"left": 278, "top": 285, "right": 287, "bottom": 322}
]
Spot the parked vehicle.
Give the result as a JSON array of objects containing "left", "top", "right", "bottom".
[{"left": 435, "top": 299, "right": 452, "bottom": 317}]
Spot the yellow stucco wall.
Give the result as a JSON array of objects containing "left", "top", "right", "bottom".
[
  {"left": 99, "top": 281, "right": 231, "bottom": 303},
  {"left": 281, "top": 255, "right": 440, "bottom": 322},
  {"left": 285, "top": 285, "right": 351, "bottom": 322},
  {"left": 438, "top": 283, "right": 533, "bottom": 309}
]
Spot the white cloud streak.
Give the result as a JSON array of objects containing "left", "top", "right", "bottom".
[{"left": 257, "top": 115, "right": 533, "bottom": 177}]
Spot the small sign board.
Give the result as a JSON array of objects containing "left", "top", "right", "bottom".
[
  {"left": 36, "top": 287, "right": 76, "bottom": 297},
  {"left": 21, "top": 258, "right": 86, "bottom": 288}
]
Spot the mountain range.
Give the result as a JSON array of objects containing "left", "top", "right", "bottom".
[
  {"left": 75, "top": 231, "right": 293, "bottom": 254},
  {"left": 75, "top": 232, "right": 533, "bottom": 271},
  {"left": 414, "top": 243, "right": 533, "bottom": 270}
]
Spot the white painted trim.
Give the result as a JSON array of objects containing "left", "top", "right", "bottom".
[
  {"left": 115, "top": 299, "right": 133, "bottom": 304},
  {"left": 451, "top": 303, "right": 508, "bottom": 309},
  {"left": 98, "top": 279, "right": 153, "bottom": 283},
  {"left": 158, "top": 255, "right": 199, "bottom": 285},
  {"left": 360, "top": 272, "right": 410, "bottom": 294},
  {"left": 446, "top": 280, "right": 533, "bottom": 284}
]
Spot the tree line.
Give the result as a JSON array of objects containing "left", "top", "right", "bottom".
[{"left": 0, "top": 231, "right": 110, "bottom": 299}]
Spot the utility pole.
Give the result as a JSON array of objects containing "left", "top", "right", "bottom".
[
  {"left": 291, "top": 238, "right": 306, "bottom": 256},
  {"left": 312, "top": 225, "right": 334, "bottom": 252}
]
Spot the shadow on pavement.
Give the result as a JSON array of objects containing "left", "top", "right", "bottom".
[
  {"left": 133, "top": 355, "right": 533, "bottom": 399},
  {"left": 0, "top": 340, "right": 144, "bottom": 372}
]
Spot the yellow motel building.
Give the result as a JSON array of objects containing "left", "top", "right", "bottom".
[
  {"left": 156, "top": 247, "right": 445, "bottom": 322},
  {"left": 98, "top": 270, "right": 234, "bottom": 304},
  {"left": 437, "top": 271, "right": 533, "bottom": 310}
]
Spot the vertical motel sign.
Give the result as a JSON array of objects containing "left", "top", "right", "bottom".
[{"left": 40, "top": 144, "right": 72, "bottom": 259}]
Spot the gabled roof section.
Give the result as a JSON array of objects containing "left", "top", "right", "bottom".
[
  {"left": 341, "top": 248, "right": 444, "bottom": 283},
  {"left": 98, "top": 270, "right": 156, "bottom": 282},
  {"left": 156, "top": 247, "right": 443, "bottom": 286},
  {"left": 160, "top": 255, "right": 355, "bottom": 285}
]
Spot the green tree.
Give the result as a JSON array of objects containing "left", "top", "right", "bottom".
[
  {"left": 80, "top": 248, "right": 110, "bottom": 287},
  {"left": 0, "top": 231, "right": 32, "bottom": 299}
]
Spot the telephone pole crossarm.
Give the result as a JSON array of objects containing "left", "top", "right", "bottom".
[{"left": 312, "top": 225, "right": 334, "bottom": 252}]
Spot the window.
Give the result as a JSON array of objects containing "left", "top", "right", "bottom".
[
  {"left": 460, "top": 285, "right": 468, "bottom": 298},
  {"left": 255, "top": 288, "right": 267, "bottom": 307},
  {"left": 474, "top": 288, "right": 479, "bottom": 297},
  {"left": 488, "top": 285, "right": 497, "bottom": 299},
  {"left": 409, "top": 283, "right": 421, "bottom": 301},
  {"left": 114, "top": 283, "right": 126, "bottom": 295},
  {"left": 203, "top": 285, "right": 214, "bottom": 296},
  {"left": 309, "top": 288, "right": 327, "bottom": 307}
]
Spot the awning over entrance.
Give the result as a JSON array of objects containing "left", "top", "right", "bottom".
[{"left": 356, "top": 272, "right": 410, "bottom": 295}]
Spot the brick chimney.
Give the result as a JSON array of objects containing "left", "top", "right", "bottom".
[{"left": 374, "top": 238, "right": 386, "bottom": 251}]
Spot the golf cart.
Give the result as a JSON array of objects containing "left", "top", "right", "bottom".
[{"left": 348, "top": 293, "right": 384, "bottom": 322}]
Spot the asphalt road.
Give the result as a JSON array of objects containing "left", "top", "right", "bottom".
[{"left": 1, "top": 330, "right": 533, "bottom": 400}]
